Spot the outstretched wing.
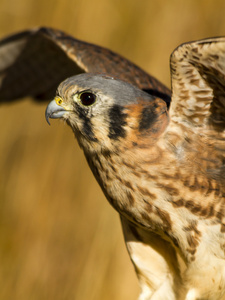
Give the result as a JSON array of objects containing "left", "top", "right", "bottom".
[
  {"left": 169, "top": 37, "right": 225, "bottom": 131},
  {"left": 0, "top": 27, "right": 170, "bottom": 102}
]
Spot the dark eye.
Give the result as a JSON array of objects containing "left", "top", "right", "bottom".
[{"left": 80, "top": 92, "right": 96, "bottom": 106}]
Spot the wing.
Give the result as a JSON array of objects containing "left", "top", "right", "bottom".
[
  {"left": 0, "top": 27, "right": 170, "bottom": 102},
  {"left": 169, "top": 37, "right": 225, "bottom": 131},
  {"left": 167, "top": 37, "right": 225, "bottom": 197}
]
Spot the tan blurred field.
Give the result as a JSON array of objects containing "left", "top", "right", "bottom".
[{"left": 0, "top": 1, "right": 225, "bottom": 299}]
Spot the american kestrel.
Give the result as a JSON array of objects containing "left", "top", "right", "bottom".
[{"left": 1, "top": 28, "right": 225, "bottom": 300}]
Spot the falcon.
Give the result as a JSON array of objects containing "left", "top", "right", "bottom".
[{"left": 1, "top": 27, "right": 225, "bottom": 300}]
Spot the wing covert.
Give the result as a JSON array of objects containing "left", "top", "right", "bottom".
[
  {"left": 0, "top": 27, "right": 170, "bottom": 102},
  {"left": 169, "top": 37, "right": 225, "bottom": 131}
]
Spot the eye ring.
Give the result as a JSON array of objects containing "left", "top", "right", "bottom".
[{"left": 79, "top": 92, "right": 96, "bottom": 106}]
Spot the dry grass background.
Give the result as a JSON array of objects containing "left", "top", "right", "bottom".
[{"left": 0, "top": 0, "right": 225, "bottom": 299}]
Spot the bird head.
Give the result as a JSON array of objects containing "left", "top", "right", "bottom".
[{"left": 45, "top": 73, "right": 169, "bottom": 153}]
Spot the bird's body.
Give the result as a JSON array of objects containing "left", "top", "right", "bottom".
[
  {"left": 46, "top": 69, "right": 225, "bottom": 299},
  {"left": 1, "top": 28, "right": 225, "bottom": 299}
]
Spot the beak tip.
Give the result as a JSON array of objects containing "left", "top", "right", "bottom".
[
  {"left": 45, "top": 114, "right": 51, "bottom": 125},
  {"left": 45, "top": 110, "right": 51, "bottom": 125}
]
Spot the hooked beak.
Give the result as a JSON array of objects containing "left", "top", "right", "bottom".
[{"left": 45, "top": 98, "right": 66, "bottom": 125}]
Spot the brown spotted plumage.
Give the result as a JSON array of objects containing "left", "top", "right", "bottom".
[{"left": 1, "top": 28, "right": 225, "bottom": 300}]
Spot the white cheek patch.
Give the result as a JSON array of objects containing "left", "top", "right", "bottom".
[{"left": 91, "top": 115, "right": 110, "bottom": 141}]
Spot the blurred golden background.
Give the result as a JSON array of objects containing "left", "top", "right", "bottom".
[{"left": 0, "top": 0, "right": 225, "bottom": 299}]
